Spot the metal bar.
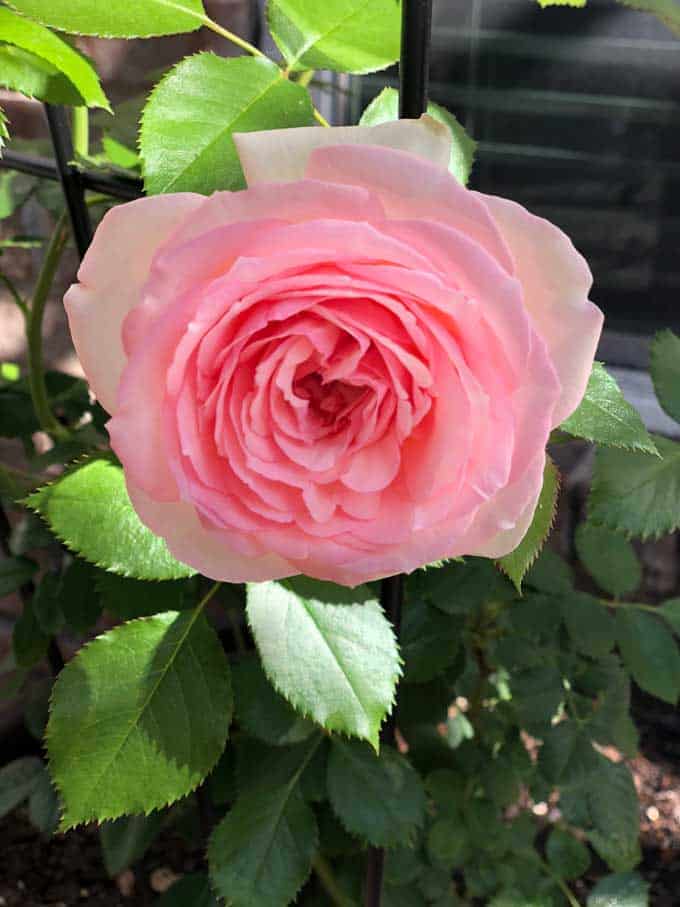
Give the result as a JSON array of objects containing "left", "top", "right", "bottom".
[
  {"left": 44, "top": 105, "right": 93, "bottom": 257},
  {"left": 365, "top": 3, "right": 433, "bottom": 907},
  {"left": 0, "top": 149, "right": 144, "bottom": 200}
]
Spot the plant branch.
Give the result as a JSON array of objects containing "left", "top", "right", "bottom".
[
  {"left": 313, "top": 854, "right": 357, "bottom": 907},
  {"left": 0, "top": 270, "right": 28, "bottom": 317},
  {"left": 71, "top": 107, "right": 89, "bottom": 158},
  {"left": 26, "top": 211, "right": 70, "bottom": 439}
]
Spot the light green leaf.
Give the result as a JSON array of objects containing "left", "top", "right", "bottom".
[
  {"left": 0, "top": 7, "right": 110, "bottom": 109},
  {"left": 102, "top": 133, "right": 140, "bottom": 170},
  {"left": 268, "top": 0, "right": 401, "bottom": 73},
  {"left": 159, "top": 874, "right": 219, "bottom": 907},
  {"left": 498, "top": 458, "right": 559, "bottom": 591},
  {"left": 232, "top": 653, "right": 316, "bottom": 746},
  {"left": 0, "top": 43, "right": 86, "bottom": 106},
  {"left": 561, "top": 362, "right": 657, "bottom": 454},
  {"left": 208, "top": 736, "right": 320, "bottom": 907},
  {"left": 25, "top": 457, "right": 195, "bottom": 580},
  {"left": 616, "top": 608, "right": 680, "bottom": 704},
  {"left": 560, "top": 591, "right": 616, "bottom": 657},
  {"left": 615, "top": 0, "right": 680, "bottom": 37},
  {"left": 140, "top": 53, "right": 315, "bottom": 196},
  {"left": 588, "top": 872, "right": 650, "bottom": 907},
  {"left": 359, "top": 87, "right": 476, "bottom": 185},
  {"left": 0, "top": 555, "right": 36, "bottom": 596},
  {"left": 588, "top": 436, "right": 680, "bottom": 539},
  {"left": 6, "top": 0, "right": 206, "bottom": 38},
  {"left": 327, "top": 740, "right": 426, "bottom": 847},
  {"left": 100, "top": 813, "right": 164, "bottom": 876},
  {"left": 546, "top": 828, "right": 590, "bottom": 879},
  {"left": 587, "top": 762, "right": 641, "bottom": 872},
  {"left": 0, "top": 756, "right": 43, "bottom": 818},
  {"left": 46, "top": 608, "right": 233, "bottom": 828},
  {"left": 575, "top": 523, "right": 641, "bottom": 597},
  {"left": 246, "top": 578, "right": 400, "bottom": 749},
  {"left": 650, "top": 330, "right": 680, "bottom": 425}
]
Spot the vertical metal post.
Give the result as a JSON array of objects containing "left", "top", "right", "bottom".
[
  {"left": 44, "top": 104, "right": 92, "bottom": 258},
  {"left": 365, "top": 4, "right": 433, "bottom": 905}
]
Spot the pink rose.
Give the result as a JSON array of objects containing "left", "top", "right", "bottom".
[{"left": 65, "top": 117, "right": 602, "bottom": 586}]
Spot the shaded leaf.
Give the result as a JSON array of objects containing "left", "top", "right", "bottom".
[
  {"left": 159, "top": 873, "right": 219, "bottom": 907},
  {"left": 401, "top": 598, "right": 461, "bottom": 684},
  {"left": 100, "top": 813, "right": 164, "bottom": 876},
  {"left": 588, "top": 872, "right": 649, "bottom": 907},
  {"left": 546, "top": 828, "right": 590, "bottom": 879},
  {"left": 0, "top": 555, "right": 36, "bottom": 596},
  {"left": 0, "top": 756, "right": 43, "bottom": 818},
  {"left": 575, "top": 523, "right": 641, "bottom": 597},
  {"left": 561, "top": 591, "right": 616, "bottom": 658},
  {"left": 616, "top": 609, "right": 680, "bottom": 704},
  {"left": 649, "top": 330, "right": 680, "bottom": 425}
]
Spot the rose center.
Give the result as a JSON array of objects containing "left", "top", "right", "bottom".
[{"left": 293, "top": 370, "right": 365, "bottom": 427}]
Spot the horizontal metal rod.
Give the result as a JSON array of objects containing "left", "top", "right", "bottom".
[{"left": 0, "top": 149, "right": 143, "bottom": 201}]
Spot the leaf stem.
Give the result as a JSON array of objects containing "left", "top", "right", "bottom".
[
  {"left": 198, "top": 581, "right": 222, "bottom": 612},
  {"left": 200, "top": 14, "right": 266, "bottom": 57},
  {"left": 26, "top": 211, "right": 70, "bottom": 440},
  {"left": 530, "top": 853, "right": 581, "bottom": 907},
  {"left": 313, "top": 107, "right": 332, "bottom": 128},
  {"left": 71, "top": 107, "right": 89, "bottom": 158},
  {"left": 313, "top": 854, "right": 357, "bottom": 907}
]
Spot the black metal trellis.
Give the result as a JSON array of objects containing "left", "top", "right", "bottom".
[{"left": 1, "top": 2, "right": 433, "bottom": 903}]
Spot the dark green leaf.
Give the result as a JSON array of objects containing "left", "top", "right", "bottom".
[
  {"left": 47, "top": 608, "right": 233, "bottom": 827},
  {"left": 0, "top": 555, "right": 36, "bottom": 596},
  {"left": 575, "top": 523, "right": 641, "bottom": 597},
  {"left": 6, "top": 0, "right": 206, "bottom": 38},
  {"left": 586, "top": 762, "right": 641, "bottom": 872},
  {"left": 657, "top": 598, "right": 680, "bottom": 636},
  {"left": 267, "top": 0, "right": 401, "bottom": 73},
  {"left": 58, "top": 559, "right": 103, "bottom": 633},
  {"left": 546, "top": 828, "right": 590, "bottom": 879},
  {"left": 498, "top": 458, "right": 559, "bottom": 590},
  {"left": 0, "top": 756, "right": 43, "bottom": 818},
  {"left": 561, "top": 592, "right": 616, "bottom": 657},
  {"left": 27, "top": 763, "right": 59, "bottom": 835},
  {"left": 589, "top": 437, "right": 680, "bottom": 539},
  {"left": 9, "top": 512, "right": 55, "bottom": 556},
  {"left": 26, "top": 457, "right": 195, "bottom": 580},
  {"left": 32, "top": 572, "right": 64, "bottom": 634},
  {"left": 539, "top": 722, "right": 600, "bottom": 786},
  {"left": 246, "top": 578, "right": 400, "bottom": 748},
  {"left": 359, "top": 87, "right": 476, "bottom": 185},
  {"left": 327, "top": 740, "right": 425, "bottom": 847},
  {"left": 232, "top": 653, "right": 315, "bottom": 745},
  {"left": 0, "top": 7, "right": 109, "bottom": 109},
  {"left": 426, "top": 558, "right": 514, "bottom": 615},
  {"left": 650, "top": 330, "right": 680, "bottom": 424},
  {"left": 616, "top": 609, "right": 680, "bottom": 704},
  {"left": 141, "top": 54, "right": 315, "bottom": 195},
  {"left": 588, "top": 872, "right": 650, "bottom": 907},
  {"left": 100, "top": 813, "right": 164, "bottom": 875},
  {"left": 524, "top": 547, "right": 574, "bottom": 595},
  {"left": 401, "top": 598, "right": 461, "bottom": 684},
  {"left": 12, "top": 597, "right": 49, "bottom": 668},
  {"left": 511, "top": 664, "right": 564, "bottom": 730},
  {"left": 427, "top": 818, "right": 468, "bottom": 867},
  {"left": 159, "top": 873, "right": 219, "bottom": 907},
  {"left": 96, "top": 571, "right": 189, "bottom": 619},
  {"left": 561, "top": 362, "right": 657, "bottom": 454}
]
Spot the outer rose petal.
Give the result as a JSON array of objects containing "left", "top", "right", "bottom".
[
  {"left": 234, "top": 115, "right": 451, "bottom": 185},
  {"left": 127, "top": 482, "right": 295, "bottom": 583},
  {"left": 64, "top": 193, "right": 203, "bottom": 414},
  {"left": 478, "top": 193, "right": 604, "bottom": 425}
]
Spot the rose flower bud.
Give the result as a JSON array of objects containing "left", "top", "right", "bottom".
[{"left": 65, "top": 117, "right": 602, "bottom": 586}]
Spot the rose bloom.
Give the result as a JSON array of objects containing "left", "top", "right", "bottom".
[{"left": 65, "top": 117, "right": 602, "bottom": 586}]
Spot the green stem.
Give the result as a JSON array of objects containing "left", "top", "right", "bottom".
[
  {"left": 0, "top": 270, "right": 27, "bottom": 317},
  {"left": 531, "top": 854, "right": 581, "bottom": 907},
  {"left": 198, "top": 581, "right": 222, "bottom": 612},
  {"left": 26, "top": 211, "right": 70, "bottom": 439},
  {"left": 297, "top": 69, "right": 315, "bottom": 87},
  {"left": 312, "top": 855, "right": 357, "bottom": 907},
  {"left": 71, "top": 106, "right": 89, "bottom": 157}
]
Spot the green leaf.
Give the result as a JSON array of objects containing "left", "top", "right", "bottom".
[
  {"left": 588, "top": 872, "right": 650, "bottom": 907},
  {"left": 26, "top": 457, "right": 195, "bottom": 580},
  {"left": 0, "top": 756, "right": 44, "bottom": 818},
  {"left": 359, "top": 87, "right": 476, "bottom": 185},
  {"left": 159, "top": 873, "right": 219, "bottom": 907},
  {"left": 46, "top": 608, "right": 233, "bottom": 828},
  {"left": 546, "top": 828, "right": 590, "bottom": 879},
  {"left": 0, "top": 555, "right": 36, "bottom": 596},
  {"left": 616, "top": 608, "right": 680, "bottom": 704},
  {"left": 267, "top": 0, "right": 401, "bottom": 73},
  {"left": 102, "top": 133, "right": 140, "bottom": 170},
  {"left": 232, "top": 653, "right": 316, "bottom": 746},
  {"left": 99, "top": 813, "right": 164, "bottom": 876},
  {"left": 0, "top": 7, "right": 110, "bottom": 109},
  {"left": 426, "top": 557, "right": 514, "bottom": 615},
  {"left": 650, "top": 330, "right": 680, "bottom": 425},
  {"left": 589, "top": 436, "right": 680, "bottom": 539},
  {"left": 427, "top": 818, "right": 468, "bottom": 867},
  {"left": 560, "top": 591, "right": 616, "bottom": 657},
  {"left": 657, "top": 598, "right": 680, "bottom": 636},
  {"left": 6, "top": 0, "right": 206, "bottom": 38},
  {"left": 27, "top": 763, "right": 59, "bottom": 835},
  {"left": 498, "top": 458, "right": 559, "bottom": 590},
  {"left": 208, "top": 735, "right": 320, "bottom": 907},
  {"left": 539, "top": 722, "right": 601, "bottom": 786},
  {"left": 0, "top": 43, "right": 86, "bottom": 107},
  {"left": 58, "top": 559, "right": 103, "bottom": 633},
  {"left": 140, "top": 53, "right": 315, "bottom": 196},
  {"left": 327, "top": 740, "right": 425, "bottom": 847},
  {"left": 401, "top": 598, "right": 461, "bottom": 684},
  {"left": 246, "top": 578, "right": 400, "bottom": 749},
  {"left": 32, "top": 572, "right": 65, "bottom": 635},
  {"left": 12, "top": 597, "right": 49, "bottom": 668},
  {"left": 586, "top": 762, "right": 641, "bottom": 872},
  {"left": 511, "top": 664, "right": 564, "bottom": 730},
  {"left": 96, "top": 571, "right": 189, "bottom": 619},
  {"left": 575, "top": 523, "right": 641, "bottom": 597},
  {"left": 561, "top": 362, "right": 657, "bottom": 455},
  {"left": 524, "top": 547, "right": 574, "bottom": 594}
]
